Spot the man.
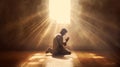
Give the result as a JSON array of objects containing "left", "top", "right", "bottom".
[{"left": 46, "top": 28, "right": 71, "bottom": 56}]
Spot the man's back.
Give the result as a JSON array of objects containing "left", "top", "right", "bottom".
[{"left": 53, "top": 34, "right": 64, "bottom": 55}]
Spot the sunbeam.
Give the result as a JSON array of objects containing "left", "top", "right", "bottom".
[{"left": 49, "top": 0, "right": 71, "bottom": 24}]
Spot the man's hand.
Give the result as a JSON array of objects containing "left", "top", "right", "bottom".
[
  {"left": 63, "top": 37, "right": 70, "bottom": 46},
  {"left": 65, "top": 37, "right": 69, "bottom": 42}
]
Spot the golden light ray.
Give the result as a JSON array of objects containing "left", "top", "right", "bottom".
[
  {"left": 19, "top": 7, "right": 50, "bottom": 48},
  {"left": 37, "top": 22, "right": 55, "bottom": 47},
  {"left": 36, "top": 0, "right": 72, "bottom": 48},
  {"left": 49, "top": 0, "right": 71, "bottom": 24},
  {"left": 66, "top": 0, "right": 117, "bottom": 50},
  {"left": 19, "top": 0, "right": 120, "bottom": 51},
  {"left": 21, "top": 17, "right": 48, "bottom": 48}
]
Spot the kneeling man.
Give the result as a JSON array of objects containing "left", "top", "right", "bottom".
[{"left": 46, "top": 28, "right": 71, "bottom": 56}]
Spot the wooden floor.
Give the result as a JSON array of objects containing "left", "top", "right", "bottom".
[
  {"left": 21, "top": 52, "right": 117, "bottom": 67},
  {"left": 0, "top": 51, "right": 118, "bottom": 67}
]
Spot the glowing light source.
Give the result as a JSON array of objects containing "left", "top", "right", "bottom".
[{"left": 49, "top": 0, "right": 71, "bottom": 24}]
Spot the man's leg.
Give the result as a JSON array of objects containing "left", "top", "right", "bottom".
[
  {"left": 46, "top": 48, "right": 53, "bottom": 53},
  {"left": 62, "top": 48, "right": 71, "bottom": 55}
]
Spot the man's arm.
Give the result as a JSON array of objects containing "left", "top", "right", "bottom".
[
  {"left": 63, "top": 37, "right": 69, "bottom": 46},
  {"left": 57, "top": 35, "right": 64, "bottom": 48}
]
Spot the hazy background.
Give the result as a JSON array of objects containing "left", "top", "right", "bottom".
[{"left": 0, "top": 0, "right": 120, "bottom": 52}]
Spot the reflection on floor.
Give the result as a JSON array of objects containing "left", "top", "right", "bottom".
[{"left": 21, "top": 52, "right": 116, "bottom": 67}]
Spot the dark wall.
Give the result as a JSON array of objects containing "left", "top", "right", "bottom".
[
  {"left": 0, "top": 0, "right": 49, "bottom": 51},
  {"left": 70, "top": 0, "right": 120, "bottom": 51}
]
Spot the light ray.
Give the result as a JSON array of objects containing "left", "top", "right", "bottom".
[{"left": 49, "top": 0, "right": 71, "bottom": 24}]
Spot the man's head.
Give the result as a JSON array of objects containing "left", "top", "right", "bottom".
[{"left": 60, "top": 28, "right": 67, "bottom": 36}]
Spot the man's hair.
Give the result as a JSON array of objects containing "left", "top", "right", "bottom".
[{"left": 60, "top": 28, "right": 67, "bottom": 34}]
